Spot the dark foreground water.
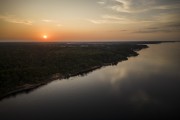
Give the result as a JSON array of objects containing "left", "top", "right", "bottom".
[{"left": 0, "top": 43, "right": 180, "bottom": 120}]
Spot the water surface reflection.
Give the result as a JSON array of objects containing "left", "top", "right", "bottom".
[{"left": 0, "top": 43, "right": 180, "bottom": 119}]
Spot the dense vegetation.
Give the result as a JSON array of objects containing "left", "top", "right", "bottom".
[{"left": 0, "top": 42, "right": 148, "bottom": 98}]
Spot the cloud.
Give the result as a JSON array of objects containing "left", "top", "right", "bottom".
[
  {"left": 95, "top": 0, "right": 180, "bottom": 33},
  {"left": 151, "top": 13, "right": 180, "bottom": 30},
  {"left": 100, "top": 0, "right": 180, "bottom": 13},
  {"left": 0, "top": 14, "right": 33, "bottom": 25},
  {"left": 42, "top": 19, "right": 54, "bottom": 23},
  {"left": 166, "top": 23, "right": 180, "bottom": 28},
  {"left": 91, "top": 0, "right": 180, "bottom": 34},
  {"left": 134, "top": 27, "right": 180, "bottom": 33},
  {"left": 133, "top": 29, "right": 171, "bottom": 34},
  {"left": 133, "top": 23, "right": 180, "bottom": 34},
  {"left": 108, "top": 0, "right": 132, "bottom": 13},
  {"left": 107, "top": 29, "right": 128, "bottom": 33},
  {"left": 87, "top": 17, "right": 129, "bottom": 24},
  {"left": 88, "top": 14, "right": 153, "bottom": 24},
  {"left": 88, "top": 19, "right": 107, "bottom": 24},
  {"left": 41, "top": 19, "right": 63, "bottom": 27},
  {"left": 133, "top": 21, "right": 180, "bottom": 34},
  {"left": 97, "top": 0, "right": 106, "bottom": 5}
]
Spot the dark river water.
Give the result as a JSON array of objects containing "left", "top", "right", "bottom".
[{"left": 0, "top": 43, "right": 180, "bottom": 120}]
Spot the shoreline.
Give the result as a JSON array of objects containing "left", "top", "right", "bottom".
[
  {"left": 0, "top": 45, "right": 148, "bottom": 101},
  {"left": 0, "top": 62, "right": 120, "bottom": 100}
]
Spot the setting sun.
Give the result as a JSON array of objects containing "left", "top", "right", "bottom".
[{"left": 43, "top": 35, "right": 48, "bottom": 39}]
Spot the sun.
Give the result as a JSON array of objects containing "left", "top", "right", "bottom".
[{"left": 43, "top": 35, "right": 48, "bottom": 39}]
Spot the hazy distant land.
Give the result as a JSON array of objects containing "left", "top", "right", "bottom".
[{"left": 0, "top": 41, "right": 175, "bottom": 99}]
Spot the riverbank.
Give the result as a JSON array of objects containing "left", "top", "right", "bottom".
[
  {"left": 0, "top": 60, "right": 127, "bottom": 100},
  {"left": 0, "top": 42, "right": 148, "bottom": 100}
]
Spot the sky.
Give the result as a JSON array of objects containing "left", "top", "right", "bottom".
[{"left": 0, "top": 0, "right": 180, "bottom": 42}]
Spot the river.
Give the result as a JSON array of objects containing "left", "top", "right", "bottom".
[{"left": 0, "top": 43, "right": 180, "bottom": 119}]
